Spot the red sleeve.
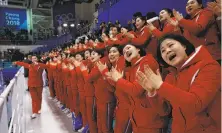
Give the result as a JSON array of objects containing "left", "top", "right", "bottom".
[
  {"left": 152, "top": 24, "right": 177, "bottom": 38},
  {"left": 147, "top": 94, "right": 172, "bottom": 116},
  {"left": 158, "top": 62, "right": 221, "bottom": 113},
  {"left": 15, "top": 61, "right": 30, "bottom": 68},
  {"left": 38, "top": 63, "right": 48, "bottom": 69},
  {"left": 131, "top": 27, "right": 151, "bottom": 46},
  {"left": 75, "top": 66, "right": 82, "bottom": 77},
  {"left": 179, "top": 9, "right": 215, "bottom": 35},
  {"left": 82, "top": 67, "right": 101, "bottom": 83},
  {"left": 116, "top": 55, "right": 159, "bottom": 97}
]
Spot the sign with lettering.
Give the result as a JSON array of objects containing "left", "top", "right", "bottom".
[{"left": 0, "top": 7, "right": 27, "bottom": 30}]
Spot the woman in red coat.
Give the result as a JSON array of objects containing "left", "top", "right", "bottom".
[
  {"left": 106, "top": 44, "right": 170, "bottom": 133},
  {"left": 80, "top": 48, "right": 116, "bottom": 133},
  {"left": 137, "top": 34, "right": 221, "bottom": 133},
  {"left": 97, "top": 45, "right": 132, "bottom": 133},
  {"left": 14, "top": 55, "right": 47, "bottom": 119},
  {"left": 171, "top": 0, "right": 221, "bottom": 62},
  {"left": 147, "top": 8, "right": 182, "bottom": 38}
]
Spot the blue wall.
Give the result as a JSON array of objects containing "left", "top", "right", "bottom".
[{"left": 98, "top": 0, "right": 210, "bottom": 25}]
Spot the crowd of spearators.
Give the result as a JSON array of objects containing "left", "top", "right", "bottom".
[{"left": 14, "top": 0, "right": 221, "bottom": 133}]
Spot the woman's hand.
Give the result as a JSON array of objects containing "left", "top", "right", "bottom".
[
  {"left": 136, "top": 65, "right": 163, "bottom": 91},
  {"left": 146, "top": 22, "right": 156, "bottom": 32},
  {"left": 173, "top": 9, "right": 183, "bottom": 21},
  {"left": 96, "top": 61, "right": 107, "bottom": 73},
  {"left": 106, "top": 67, "right": 123, "bottom": 82},
  {"left": 125, "top": 32, "right": 135, "bottom": 39},
  {"left": 167, "top": 17, "right": 179, "bottom": 27},
  {"left": 207, "top": 2, "right": 221, "bottom": 17},
  {"left": 80, "top": 63, "right": 88, "bottom": 71}
]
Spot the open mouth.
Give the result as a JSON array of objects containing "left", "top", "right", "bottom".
[
  {"left": 169, "top": 53, "right": 176, "bottom": 61},
  {"left": 188, "top": 7, "right": 193, "bottom": 12},
  {"left": 126, "top": 51, "right": 132, "bottom": 58}
]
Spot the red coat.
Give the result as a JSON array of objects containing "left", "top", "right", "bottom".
[
  {"left": 75, "top": 65, "right": 85, "bottom": 92},
  {"left": 102, "top": 56, "right": 130, "bottom": 109},
  {"left": 131, "top": 26, "right": 151, "bottom": 46},
  {"left": 15, "top": 62, "right": 45, "bottom": 87},
  {"left": 82, "top": 57, "right": 115, "bottom": 103},
  {"left": 46, "top": 63, "right": 53, "bottom": 80},
  {"left": 70, "top": 67, "right": 78, "bottom": 90},
  {"left": 82, "top": 59, "right": 95, "bottom": 97},
  {"left": 156, "top": 46, "right": 221, "bottom": 133},
  {"left": 152, "top": 18, "right": 182, "bottom": 38},
  {"left": 179, "top": 9, "right": 221, "bottom": 60},
  {"left": 116, "top": 55, "right": 170, "bottom": 129}
]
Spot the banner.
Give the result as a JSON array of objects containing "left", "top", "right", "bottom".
[{"left": 0, "top": 7, "right": 27, "bottom": 30}]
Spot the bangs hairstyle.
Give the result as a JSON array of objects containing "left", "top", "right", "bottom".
[
  {"left": 157, "top": 34, "right": 195, "bottom": 67},
  {"left": 124, "top": 44, "right": 146, "bottom": 67},
  {"left": 161, "top": 8, "right": 174, "bottom": 17},
  {"left": 84, "top": 49, "right": 92, "bottom": 59},
  {"left": 91, "top": 48, "right": 104, "bottom": 58},
  {"left": 107, "top": 44, "right": 123, "bottom": 55},
  {"left": 74, "top": 51, "right": 85, "bottom": 58}
]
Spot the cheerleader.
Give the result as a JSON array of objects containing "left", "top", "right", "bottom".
[
  {"left": 96, "top": 44, "right": 132, "bottom": 133},
  {"left": 137, "top": 34, "right": 221, "bottom": 133},
  {"left": 106, "top": 44, "right": 170, "bottom": 133}
]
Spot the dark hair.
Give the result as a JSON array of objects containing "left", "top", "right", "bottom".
[
  {"left": 161, "top": 8, "right": 174, "bottom": 17},
  {"left": 124, "top": 44, "right": 146, "bottom": 67},
  {"left": 157, "top": 34, "right": 195, "bottom": 67},
  {"left": 133, "top": 12, "right": 142, "bottom": 18},
  {"left": 84, "top": 49, "right": 92, "bottom": 59},
  {"left": 74, "top": 51, "right": 84, "bottom": 58},
  {"left": 107, "top": 44, "right": 123, "bottom": 55},
  {"left": 146, "top": 12, "right": 158, "bottom": 20},
  {"left": 135, "top": 16, "right": 147, "bottom": 30},
  {"left": 91, "top": 49, "right": 104, "bottom": 58}
]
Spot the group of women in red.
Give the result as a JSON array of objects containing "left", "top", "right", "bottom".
[{"left": 14, "top": 0, "right": 221, "bottom": 133}]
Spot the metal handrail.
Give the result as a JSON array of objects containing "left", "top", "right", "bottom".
[{"left": 0, "top": 68, "right": 24, "bottom": 133}]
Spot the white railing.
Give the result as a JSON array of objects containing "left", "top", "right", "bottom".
[{"left": 0, "top": 68, "right": 26, "bottom": 133}]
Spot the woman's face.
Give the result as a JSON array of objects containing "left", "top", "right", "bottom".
[
  {"left": 123, "top": 44, "right": 140, "bottom": 62},
  {"left": 91, "top": 51, "right": 101, "bottom": 63},
  {"left": 75, "top": 54, "right": 83, "bottom": 62},
  {"left": 186, "top": 0, "right": 202, "bottom": 15},
  {"left": 159, "top": 10, "right": 171, "bottom": 22},
  {"left": 160, "top": 39, "right": 188, "bottom": 67},
  {"left": 112, "top": 27, "right": 118, "bottom": 36},
  {"left": 121, "top": 27, "right": 128, "bottom": 34},
  {"left": 32, "top": 56, "right": 38, "bottom": 63},
  {"left": 135, "top": 17, "right": 145, "bottom": 30},
  {"left": 109, "top": 47, "right": 120, "bottom": 63},
  {"left": 85, "top": 50, "right": 91, "bottom": 60}
]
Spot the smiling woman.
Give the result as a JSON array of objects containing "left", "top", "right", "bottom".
[{"left": 139, "top": 34, "right": 221, "bottom": 133}]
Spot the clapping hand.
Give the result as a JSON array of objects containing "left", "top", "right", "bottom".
[
  {"left": 96, "top": 61, "right": 107, "bottom": 72},
  {"left": 146, "top": 22, "right": 156, "bottom": 32},
  {"left": 207, "top": 1, "right": 221, "bottom": 17},
  {"left": 80, "top": 63, "right": 88, "bottom": 71},
  {"left": 106, "top": 67, "right": 123, "bottom": 82},
  {"left": 136, "top": 65, "right": 163, "bottom": 91},
  {"left": 172, "top": 9, "right": 183, "bottom": 21},
  {"left": 167, "top": 17, "right": 179, "bottom": 27}
]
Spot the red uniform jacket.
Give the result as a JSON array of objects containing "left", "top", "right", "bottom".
[
  {"left": 107, "top": 56, "right": 131, "bottom": 109},
  {"left": 152, "top": 18, "right": 182, "bottom": 38},
  {"left": 46, "top": 63, "right": 53, "bottom": 80},
  {"left": 131, "top": 26, "right": 151, "bottom": 46},
  {"left": 82, "top": 59, "right": 95, "bottom": 97},
  {"left": 62, "top": 66, "right": 71, "bottom": 86},
  {"left": 156, "top": 46, "right": 221, "bottom": 133},
  {"left": 179, "top": 9, "right": 221, "bottom": 60},
  {"left": 75, "top": 65, "right": 85, "bottom": 93},
  {"left": 82, "top": 58, "right": 115, "bottom": 103},
  {"left": 16, "top": 62, "right": 45, "bottom": 87},
  {"left": 70, "top": 66, "right": 78, "bottom": 90},
  {"left": 116, "top": 55, "right": 170, "bottom": 129}
]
